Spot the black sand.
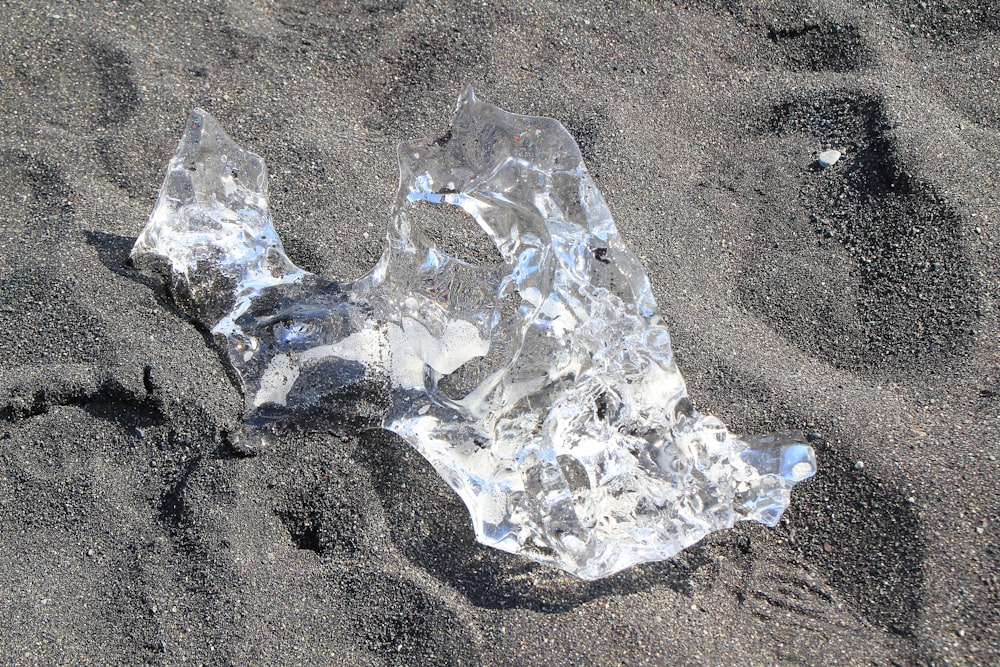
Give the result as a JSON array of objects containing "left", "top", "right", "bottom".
[{"left": 1, "top": 1, "right": 997, "bottom": 664}]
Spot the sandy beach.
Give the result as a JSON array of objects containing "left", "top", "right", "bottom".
[{"left": 1, "top": 1, "right": 997, "bottom": 664}]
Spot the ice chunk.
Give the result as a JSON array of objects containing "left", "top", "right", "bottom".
[{"left": 131, "top": 88, "right": 816, "bottom": 580}]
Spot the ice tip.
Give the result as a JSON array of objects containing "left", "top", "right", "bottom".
[
  {"left": 183, "top": 107, "right": 222, "bottom": 137},
  {"left": 186, "top": 108, "right": 206, "bottom": 129},
  {"left": 456, "top": 84, "right": 478, "bottom": 109}
]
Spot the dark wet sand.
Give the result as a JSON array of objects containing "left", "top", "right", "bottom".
[{"left": 1, "top": 1, "right": 998, "bottom": 664}]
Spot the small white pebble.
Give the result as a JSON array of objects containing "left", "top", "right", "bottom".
[
  {"left": 855, "top": 460, "right": 864, "bottom": 470},
  {"left": 818, "top": 149, "right": 842, "bottom": 168}
]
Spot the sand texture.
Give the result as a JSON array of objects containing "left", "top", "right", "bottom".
[{"left": 1, "top": 1, "right": 998, "bottom": 665}]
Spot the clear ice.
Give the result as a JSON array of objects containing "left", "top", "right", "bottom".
[{"left": 131, "top": 87, "right": 816, "bottom": 580}]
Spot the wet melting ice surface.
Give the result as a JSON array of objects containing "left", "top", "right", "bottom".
[{"left": 131, "top": 88, "right": 815, "bottom": 580}]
